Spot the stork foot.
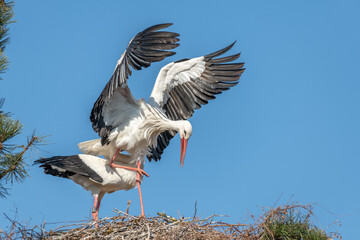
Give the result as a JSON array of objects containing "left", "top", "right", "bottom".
[
  {"left": 92, "top": 211, "right": 99, "bottom": 228},
  {"left": 109, "top": 163, "right": 150, "bottom": 177},
  {"left": 138, "top": 214, "right": 146, "bottom": 220}
]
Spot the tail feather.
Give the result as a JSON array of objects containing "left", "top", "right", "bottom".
[{"left": 78, "top": 139, "right": 110, "bottom": 157}]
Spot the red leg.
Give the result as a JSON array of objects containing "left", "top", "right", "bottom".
[
  {"left": 136, "top": 161, "right": 145, "bottom": 218},
  {"left": 108, "top": 149, "right": 149, "bottom": 177},
  {"left": 110, "top": 163, "right": 150, "bottom": 177},
  {"left": 108, "top": 148, "right": 121, "bottom": 167},
  {"left": 92, "top": 195, "right": 100, "bottom": 227}
]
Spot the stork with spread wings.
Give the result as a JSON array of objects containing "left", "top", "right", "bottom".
[{"left": 78, "top": 23, "right": 245, "bottom": 173}]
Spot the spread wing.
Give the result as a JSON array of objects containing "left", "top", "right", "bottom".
[
  {"left": 147, "top": 42, "right": 245, "bottom": 161},
  {"left": 90, "top": 23, "right": 180, "bottom": 145}
]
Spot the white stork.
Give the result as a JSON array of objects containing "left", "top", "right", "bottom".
[
  {"left": 77, "top": 24, "right": 245, "bottom": 218},
  {"left": 35, "top": 154, "right": 144, "bottom": 225},
  {"left": 78, "top": 23, "right": 245, "bottom": 168}
]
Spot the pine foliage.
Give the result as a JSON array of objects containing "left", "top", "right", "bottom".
[
  {"left": 0, "top": 99, "right": 46, "bottom": 197},
  {"left": 0, "top": 1, "right": 46, "bottom": 197},
  {"left": 0, "top": 0, "right": 13, "bottom": 77}
]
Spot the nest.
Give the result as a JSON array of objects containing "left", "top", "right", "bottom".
[
  {"left": 0, "top": 203, "right": 340, "bottom": 240},
  {"left": 42, "top": 210, "right": 241, "bottom": 240}
]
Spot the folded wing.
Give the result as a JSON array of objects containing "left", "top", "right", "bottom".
[{"left": 35, "top": 155, "right": 104, "bottom": 183}]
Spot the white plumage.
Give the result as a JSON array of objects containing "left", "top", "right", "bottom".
[
  {"left": 35, "top": 154, "right": 144, "bottom": 223},
  {"left": 80, "top": 23, "right": 245, "bottom": 166},
  {"left": 69, "top": 154, "right": 140, "bottom": 192}
]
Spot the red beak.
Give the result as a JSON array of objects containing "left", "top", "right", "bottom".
[{"left": 180, "top": 138, "right": 188, "bottom": 167}]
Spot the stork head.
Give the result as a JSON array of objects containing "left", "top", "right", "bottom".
[{"left": 178, "top": 121, "right": 192, "bottom": 167}]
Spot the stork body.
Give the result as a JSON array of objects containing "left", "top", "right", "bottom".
[
  {"left": 35, "top": 154, "right": 145, "bottom": 224},
  {"left": 79, "top": 98, "right": 189, "bottom": 161},
  {"left": 79, "top": 23, "right": 245, "bottom": 167}
]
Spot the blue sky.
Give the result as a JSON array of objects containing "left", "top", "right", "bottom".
[{"left": 1, "top": 0, "right": 359, "bottom": 238}]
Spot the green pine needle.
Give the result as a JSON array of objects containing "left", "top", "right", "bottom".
[
  {"left": 0, "top": 112, "right": 23, "bottom": 143},
  {"left": 0, "top": 2, "right": 47, "bottom": 198},
  {"left": 0, "top": 1, "right": 14, "bottom": 79}
]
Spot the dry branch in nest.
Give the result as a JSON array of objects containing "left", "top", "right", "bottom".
[{"left": 0, "top": 203, "right": 340, "bottom": 240}]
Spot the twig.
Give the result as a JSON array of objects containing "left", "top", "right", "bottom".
[
  {"left": 126, "top": 200, "right": 131, "bottom": 214},
  {"left": 193, "top": 200, "right": 197, "bottom": 220},
  {"left": 146, "top": 223, "right": 151, "bottom": 240},
  {"left": 113, "top": 208, "right": 138, "bottom": 219}
]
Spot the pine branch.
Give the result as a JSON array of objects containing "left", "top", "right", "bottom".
[
  {"left": 0, "top": 111, "right": 22, "bottom": 143},
  {"left": 0, "top": 135, "right": 46, "bottom": 182},
  {"left": 0, "top": 100, "right": 48, "bottom": 197},
  {"left": 0, "top": 133, "right": 47, "bottom": 198},
  {"left": 0, "top": 2, "right": 44, "bottom": 198},
  {"left": 0, "top": 0, "right": 13, "bottom": 78}
]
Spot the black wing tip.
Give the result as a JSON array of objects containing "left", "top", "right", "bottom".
[
  {"left": 33, "top": 156, "right": 57, "bottom": 165},
  {"left": 174, "top": 58, "right": 190, "bottom": 63},
  {"left": 227, "top": 41, "right": 237, "bottom": 50},
  {"left": 34, "top": 155, "right": 80, "bottom": 164},
  {"left": 35, "top": 155, "right": 81, "bottom": 180},
  {"left": 208, "top": 53, "right": 241, "bottom": 64},
  {"left": 205, "top": 41, "right": 237, "bottom": 59},
  {"left": 172, "top": 32, "right": 180, "bottom": 38},
  {"left": 156, "top": 23, "right": 173, "bottom": 28},
  {"left": 166, "top": 51, "right": 176, "bottom": 57},
  {"left": 143, "top": 23, "right": 174, "bottom": 33}
]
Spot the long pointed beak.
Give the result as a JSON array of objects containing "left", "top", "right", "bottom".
[{"left": 180, "top": 138, "right": 188, "bottom": 167}]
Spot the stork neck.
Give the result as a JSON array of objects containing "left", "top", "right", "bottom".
[{"left": 163, "top": 120, "right": 188, "bottom": 132}]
